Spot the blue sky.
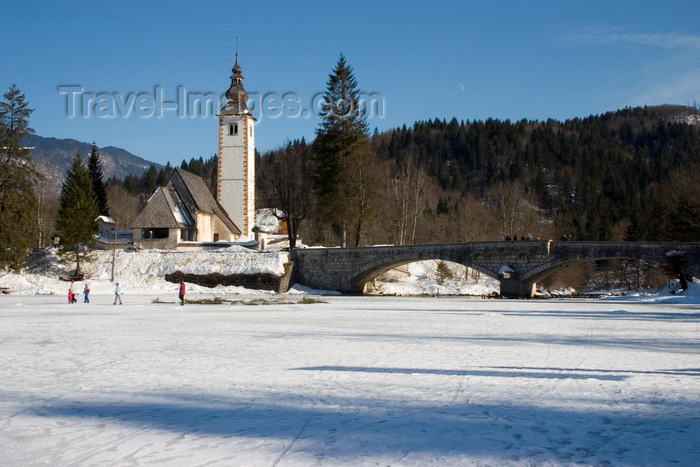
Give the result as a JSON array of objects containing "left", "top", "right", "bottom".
[{"left": 2, "top": 1, "right": 699, "bottom": 166}]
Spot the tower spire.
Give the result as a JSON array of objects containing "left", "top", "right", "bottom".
[{"left": 222, "top": 50, "right": 248, "bottom": 115}]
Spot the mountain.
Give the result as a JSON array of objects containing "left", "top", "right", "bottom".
[{"left": 23, "top": 135, "right": 160, "bottom": 196}]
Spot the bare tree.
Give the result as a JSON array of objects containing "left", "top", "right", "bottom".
[
  {"left": 488, "top": 180, "right": 527, "bottom": 238},
  {"left": 457, "top": 193, "right": 496, "bottom": 241},
  {"left": 389, "top": 153, "right": 427, "bottom": 245},
  {"left": 344, "top": 145, "right": 380, "bottom": 247},
  {"left": 34, "top": 180, "right": 58, "bottom": 248},
  {"left": 106, "top": 183, "right": 140, "bottom": 230},
  {"left": 257, "top": 140, "right": 314, "bottom": 249}
]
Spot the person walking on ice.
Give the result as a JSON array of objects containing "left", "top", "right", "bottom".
[
  {"left": 69, "top": 280, "right": 77, "bottom": 304},
  {"left": 113, "top": 282, "right": 122, "bottom": 305},
  {"left": 83, "top": 284, "right": 90, "bottom": 303},
  {"left": 179, "top": 280, "right": 186, "bottom": 305}
]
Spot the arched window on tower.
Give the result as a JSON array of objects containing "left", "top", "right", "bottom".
[{"left": 228, "top": 124, "right": 238, "bottom": 136}]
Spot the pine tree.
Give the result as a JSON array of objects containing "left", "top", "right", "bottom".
[
  {"left": 143, "top": 165, "right": 158, "bottom": 193},
  {"left": 55, "top": 152, "right": 99, "bottom": 275},
  {"left": 88, "top": 143, "right": 109, "bottom": 216},
  {"left": 668, "top": 194, "right": 700, "bottom": 242},
  {"left": 313, "top": 53, "right": 378, "bottom": 246},
  {"left": 624, "top": 208, "right": 643, "bottom": 241},
  {"left": 0, "top": 85, "right": 40, "bottom": 272}
]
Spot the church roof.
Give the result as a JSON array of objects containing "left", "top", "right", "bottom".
[
  {"left": 232, "top": 54, "right": 243, "bottom": 75},
  {"left": 132, "top": 169, "right": 241, "bottom": 236},
  {"left": 132, "top": 187, "right": 193, "bottom": 229}
]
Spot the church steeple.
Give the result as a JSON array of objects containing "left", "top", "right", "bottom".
[
  {"left": 217, "top": 52, "right": 256, "bottom": 239},
  {"left": 222, "top": 54, "right": 249, "bottom": 115}
]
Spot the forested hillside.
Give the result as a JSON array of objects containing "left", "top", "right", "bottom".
[{"left": 367, "top": 105, "right": 700, "bottom": 243}]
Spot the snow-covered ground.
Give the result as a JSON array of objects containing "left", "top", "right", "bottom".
[{"left": 0, "top": 249, "right": 699, "bottom": 465}]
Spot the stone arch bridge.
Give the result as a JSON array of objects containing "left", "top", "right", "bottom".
[{"left": 289, "top": 241, "right": 700, "bottom": 298}]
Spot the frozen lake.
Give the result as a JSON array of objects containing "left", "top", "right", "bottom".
[{"left": 0, "top": 294, "right": 698, "bottom": 465}]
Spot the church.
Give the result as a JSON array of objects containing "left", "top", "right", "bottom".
[{"left": 131, "top": 55, "right": 257, "bottom": 249}]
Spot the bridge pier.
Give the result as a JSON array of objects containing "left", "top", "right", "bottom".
[{"left": 499, "top": 276, "right": 536, "bottom": 298}]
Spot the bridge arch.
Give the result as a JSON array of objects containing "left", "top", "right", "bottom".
[
  {"left": 348, "top": 256, "right": 497, "bottom": 293},
  {"left": 521, "top": 242, "right": 690, "bottom": 284}
]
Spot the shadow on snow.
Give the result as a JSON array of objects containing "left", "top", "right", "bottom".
[{"left": 28, "top": 389, "right": 700, "bottom": 464}]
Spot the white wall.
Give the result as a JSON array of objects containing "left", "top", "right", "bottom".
[{"left": 217, "top": 115, "right": 255, "bottom": 238}]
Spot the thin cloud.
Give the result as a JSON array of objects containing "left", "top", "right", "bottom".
[
  {"left": 629, "top": 69, "right": 700, "bottom": 106},
  {"left": 574, "top": 26, "right": 700, "bottom": 49}
]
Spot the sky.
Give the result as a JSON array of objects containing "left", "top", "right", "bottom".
[{"left": 2, "top": 0, "right": 700, "bottom": 166}]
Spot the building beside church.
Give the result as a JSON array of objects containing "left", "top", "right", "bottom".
[
  {"left": 217, "top": 54, "right": 256, "bottom": 239},
  {"left": 131, "top": 169, "right": 240, "bottom": 250}
]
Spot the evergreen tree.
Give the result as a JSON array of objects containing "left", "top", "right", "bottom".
[
  {"left": 0, "top": 85, "right": 40, "bottom": 272},
  {"left": 143, "top": 165, "right": 158, "bottom": 193},
  {"left": 313, "top": 53, "right": 378, "bottom": 246},
  {"left": 55, "top": 152, "right": 99, "bottom": 275},
  {"left": 668, "top": 194, "right": 700, "bottom": 241},
  {"left": 88, "top": 143, "right": 109, "bottom": 216},
  {"left": 624, "top": 206, "right": 643, "bottom": 241},
  {"left": 156, "top": 162, "right": 174, "bottom": 187}
]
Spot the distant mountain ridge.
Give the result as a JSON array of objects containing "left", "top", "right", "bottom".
[{"left": 22, "top": 135, "right": 160, "bottom": 196}]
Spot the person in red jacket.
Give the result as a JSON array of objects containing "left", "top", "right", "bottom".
[
  {"left": 68, "top": 280, "right": 77, "bottom": 304},
  {"left": 179, "top": 281, "right": 186, "bottom": 305}
]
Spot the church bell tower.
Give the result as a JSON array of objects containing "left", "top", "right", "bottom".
[{"left": 217, "top": 54, "right": 256, "bottom": 238}]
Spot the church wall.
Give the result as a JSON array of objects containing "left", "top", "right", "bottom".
[
  {"left": 212, "top": 216, "right": 235, "bottom": 242},
  {"left": 196, "top": 212, "right": 213, "bottom": 242}
]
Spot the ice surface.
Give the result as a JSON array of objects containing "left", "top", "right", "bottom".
[{"left": 0, "top": 291, "right": 698, "bottom": 465}]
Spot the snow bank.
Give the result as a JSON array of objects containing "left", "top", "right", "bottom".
[
  {"left": 601, "top": 279, "right": 700, "bottom": 305},
  {"left": 368, "top": 260, "right": 499, "bottom": 296},
  {"left": 0, "top": 248, "right": 289, "bottom": 297}
]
